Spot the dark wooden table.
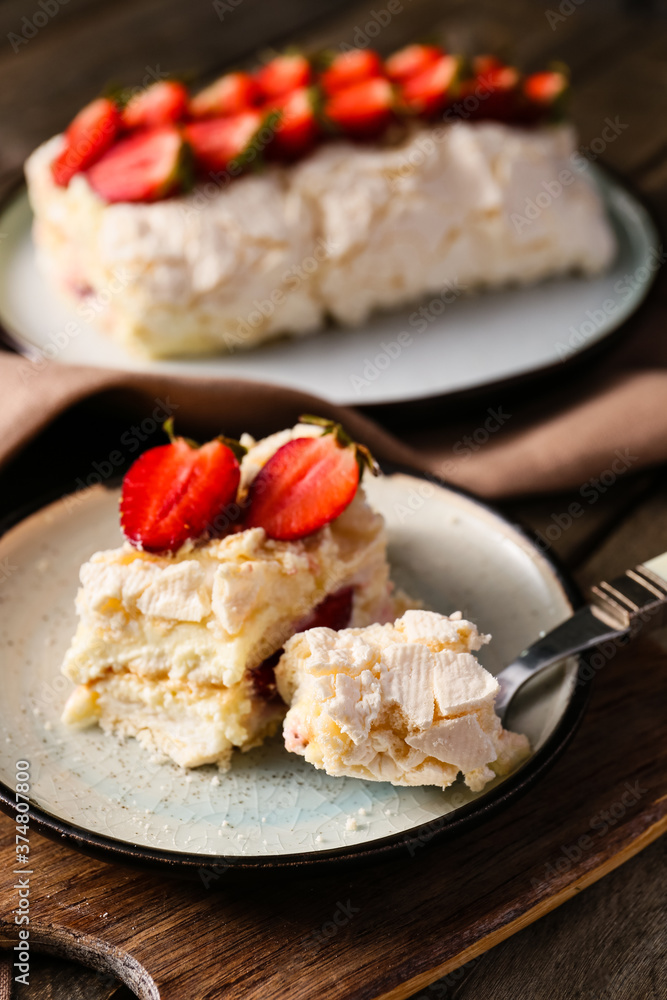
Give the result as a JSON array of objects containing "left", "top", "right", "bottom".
[{"left": 0, "top": 0, "right": 666, "bottom": 996}]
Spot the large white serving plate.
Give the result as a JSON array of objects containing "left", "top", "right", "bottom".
[
  {"left": 0, "top": 470, "right": 589, "bottom": 871},
  {"left": 0, "top": 168, "right": 658, "bottom": 406}
]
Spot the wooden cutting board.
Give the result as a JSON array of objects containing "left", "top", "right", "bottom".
[{"left": 1, "top": 634, "right": 666, "bottom": 1000}]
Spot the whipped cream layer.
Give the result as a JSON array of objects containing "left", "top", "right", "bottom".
[
  {"left": 277, "top": 609, "right": 530, "bottom": 791},
  {"left": 61, "top": 425, "right": 404, "bottom": 768},
  {"left": 26, "top": 122, "right": 616, "bottom": 358}
]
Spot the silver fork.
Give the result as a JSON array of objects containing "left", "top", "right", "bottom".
[{"left": 495, "top": 552, "right": 667, "bottom": 723}]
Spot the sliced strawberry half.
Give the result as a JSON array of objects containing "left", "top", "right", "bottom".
[
  {"left": 521, "top": 69, "right": 569, "bottom": 122},
  {"left": 189, "top": 71, "right": 260, "bottom": 119},
  {"left": 385, "top": 43, "right": 443, "bottom": 83},
  {"left": 184, "top": 110, "right": 263, "bottom": 173},
  {"left": 256, "top": 53, "right": 312, "bottom": 100},
  {"left": 400, "top": 53, "right": 460, "bottom": 116},
  {"left": 244, "top": 418, "right": 378, "bottom": 540},
  {"left": 266, "top": 87, "right": 319, "bottom": 159},
  {"left": 325, "top": 77, "right": 394, "bottom": 139},
  {"left": 463, "top": 64, "right": 520, "bottom": 122},
  {"left": 86, "top": 125, "right": 188, "bottom": 203},
  {"left": 120, "top": 421, "right": 243, "bottom": 554},
  {"left": 320, "top": 48, "right": 383, "bottom": 94},
  {"left": 121, "top": 80, "right": 188, "bottom": 130},
  {"left": 51, "top": 97, "right": 122, "bottom": 187},
  {"left": 524, "top": 69, "right": 569, "bottom": 106}
]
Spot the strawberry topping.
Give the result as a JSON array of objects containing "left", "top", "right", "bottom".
[
  {"left": 256, "top": 53, "right": 312, "bottom": 100},
  {"left": 244, "top": 419, "right": 378, "bottom": 540},
  {"left": 184, "top": 110, "right": 262, "bottom": 173},
  {"left": 400, "top": 54, "right": 459, "bottom": 116},
  {"left": 524, "top": 69, "right": 569, "bottom": 106},
  {"left": 121, "top": 80, "right": 188, "bottom": 130},
  {"left": 325, "top": 77, "right": 394, "bottom": 138},
  {"left": 320, "top": 49, "right": 383, "bottom": 93},
  {"left": 189, "top": 71, "right": 260, "bottom": 118},
  {"left": 120, "top": 421, "right": 242, "bottom": 554},
  {"left": 86, "top": 125, "right": 188, "bottom": 202},
  {"left": 266, "top": 87, "right": 320, "bottom": 159},
  {"left": 385, "top": 43, "right": 443, "bottom": 83},
  {"left": 55, "top": 49, "right": 570, "bottom": 202},
  {"left": 520, "top": 69, "right": 569, "bottom": 123},
  {"left": 462, "top": 64, "right": 520, "bottom": 122},
  {"left": 51, "top": 97, "right": 122, "bottom": 187}
]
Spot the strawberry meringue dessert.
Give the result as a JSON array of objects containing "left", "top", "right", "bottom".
[
  {"left": 25, "top": 46, "right": 616, "bottom": 359},
  {"left": 61, "top": 416, "right": 531, "bottom": 793},
  {"left": 61, "top": 418, "right": 410, "bottom": 769}
]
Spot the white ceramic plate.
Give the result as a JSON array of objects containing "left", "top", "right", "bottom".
[
  {"left": 0, "top": 470, "right": 589, "bottom": 871},
  {"left": 0, "top": 169, "right": 658, "bottom": 406}
]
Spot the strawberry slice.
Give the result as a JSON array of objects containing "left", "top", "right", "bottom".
[
  {"left": 120, "top": 421, "right": 243, "bottom": 554},
  {"left": 521, "top": 69, "right": 569, "bottom": 122},
  {"left": 184, "top": 110, "right": 262, "bottom": 173},
  {"left": 463, "top": 63, "right": 520, "bottom": 122},
  {"left": 320, "top": 48, "right": 383, "bottom": 94},
  {"left": 385, "top": 43, "right": 443, "bottom": 83},
  {"left": 524, "top": 69, "right": 568, "bottom": 106},
  {"left": 256, "top": 53, "right": 312, "bottom": 100},
  {"left": 244, "top": 417, "right": 378, "bottom": 541},
  {"left": 267, "top": 87, "right": 319, "bottom": 159},
  {"left": 189, "top": 71, "right": 260, "bottom": 119},
  {"left": 51, "top": 97, "right": 122, "bottom": 187},
  {"left": 86, "top": 125, "right": 188, "bottom": 203},
  {"left": 400, "top": 53, "right": 459, "bottom": 116},
  {"left": 121, "top": 80, "right": 188, "bottom": 130},
  {"left": 324, "top": 77, "right": 394, "bottom": 139}
]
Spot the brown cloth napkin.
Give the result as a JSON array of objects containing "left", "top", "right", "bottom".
[{"left": 1, "top": 279, "right": 665, "bottom": 499}]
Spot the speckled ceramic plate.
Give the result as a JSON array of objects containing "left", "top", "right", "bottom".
[
  {"left": 0, "top": 470, "right": 590, "bottom": 872},
  {"left": 0, "top": 168, "right": 658, "bottom": 406}
]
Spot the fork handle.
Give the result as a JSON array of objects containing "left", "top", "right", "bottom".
[
  {"left": 495, "top": 553, "right": 667, "bottom": 719},
  {"left": 591, "top": 555, "right": 667, "bottom": 632}
]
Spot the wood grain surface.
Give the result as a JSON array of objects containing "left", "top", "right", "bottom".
[{"left": 0, "top": 0, "right": 666, "bottom": 995}]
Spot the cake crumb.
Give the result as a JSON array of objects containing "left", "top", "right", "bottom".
[
  {"left": 210, "top": 775, "right": 221, "bottom": 787},
  {"left": 345, "top": 817, "right": 357, "bottom": 832}
]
